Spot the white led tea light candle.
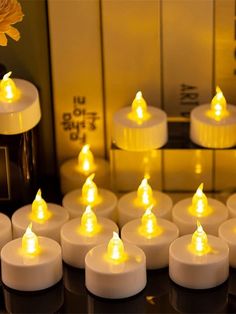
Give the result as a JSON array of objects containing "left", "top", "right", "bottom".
[
  {"left": 12, "top": 189, "right": 69, "bottom": 242},
  {"left": 61, "top": 205, "right": 118, "bottom": 268},
  {"left": 85, "top": 232, "right": 146, "bottom": 299},
  {"left": 226, "top": 193, "right": 236, "bottom": 218},
  {"left": 62, "top": 173, "right": 117, "bottom": 221},
  {"left": 60, "top": 144, "right": 110, "bottom": 194},
  {"left": 219, "top": 218, "right": 236, "bottom": 268},
  {"left": 169, "top": 221, "right": 229, "bottom": 289},
  {"left": 172, "top": 183, "right": 228, "bottom": 235},
  {"left": 121, "top": 206, "right": 179, "bottom": 269},
  {"left": 112, "top": 91, "right": 167, "bottom": 151},
  {"left": 190, "top": 86, "right": 236, "bottom": 148},
  {"left": 118, "top": 177, "right": 172, "bottom": 227},
  {"left": 1, "top": 224, "right": 62, "bottom": 291},
  {"left": 0, "top": 72, "right": 41, "bottom": 134}
]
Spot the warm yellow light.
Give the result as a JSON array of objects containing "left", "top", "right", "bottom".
[
  {"left": 31, "top": 189, "right": 52, "bottom": 223},
  {"left": 82, "top": 173, "right": 98, "bottom": 205},
  {"left": 208, "top": 86, "right": 229, "bottom": 121},
  {"left": 79, "top": 205, "right": 101, "bottom": 236},
  {"left": 22, "top": 223, "right": 39, "bottom": 255},
  {"left": 107, "top": 232, "right": 126, "bottom": 263},
  {"left": 189, "top": 221, "right": 210, "bottom": 256},
  {"left": 77, "top": 144, "right": 96, "bottom": 174},
  {"left": 189, "top": 183, "right": 212, "bottom": 217},
  {"left": 137, "top": 177, "right": 154, "bottom": 207},
  {"left": 0, "top": 72, "right": 20, "bottom": 102},
  {"left": 139, "top": 205, "right": 162, "bottom": 238},
  {"left": 129, "top": 91, "right": 150, "bottom": 123}
]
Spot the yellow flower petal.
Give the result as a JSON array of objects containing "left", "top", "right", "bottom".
[
  {"left": 0, "top": 33, "right": 7, "bottom": 46},
  {"left": 6, "top": 25, "right": 20, "bottom": 41}
]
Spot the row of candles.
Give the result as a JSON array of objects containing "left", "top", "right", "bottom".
[{"left": 1, "top": 175, "right": 236, "bottom": 298}]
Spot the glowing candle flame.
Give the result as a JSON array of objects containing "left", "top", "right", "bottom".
[
  {"left": 190, "top": 183, "right": 209, "bottom": 217},
  {"left": 82, "top": 173, "right": 98, "bottom": 205},
  {"left": 31, "top": 189, "right": 52, "bottom": 223},
  {"left": 78, "top": 144, "right": 96, "bottom": 174},
  {"left": 107, "top": 232, "right": 125, "bottom": 262},
  {"left": 190, "top": 221, "right": 210, "bottom": 256},
  {"left": 130, "top": 91, "right": 149, "bottom": 123},
  {"left": 137, "top": 177, "right": 153, "bottom": 206},
  {"left": 139, "top": 205, "right": 161, "bottom": 238},
  {"left": 0, "top": 72, "right": 20, "bottom": 102},
  {"left": 81, "top": 205, "right": 98, "bottom": 234},
  {"left": 209, "top": 86, "right": 229, "bottom": 121},
  {"left": 22, "top": 223, "right": 39, "bottom": 255}
]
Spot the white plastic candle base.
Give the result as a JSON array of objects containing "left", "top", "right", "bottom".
[
  {"left": 60, "top": 158, "right": 110, "bottom": 195},
  {"left": 118, "top": 191, "right": 172, "bottom": 228},
  {"left": 1, "top": 237, "right": 62, "bottom": 291},
  {"left": 218, "top": 218, "right": 236, "bottom": 268},
  {"left": 113, "top": 107, "right": 167, "bottom": 151},
  {"left": 172, "top": 198, "right": 228, "bottom": 236},
  {"left": 62, "top": 188, "right": 117, "bottom": 221},
  {"left": 190, "top": 104, "right": 236, "bottom": 148},
  {"left": 85, "top": 243, "right": 146, "bottom": 299},
  {"left": 61, "top": 217, "right": 118, "bottom": 268},
  {"left": 226, "top": 194, "right": 236, "bottom": 218},
  {"left": 12, "top": 204, "right": 69, "bottom": 243},
  {"left": 121, "top": 218, "right": 179, "bottom": 269},
  {"left": 0, "top": 213, "right": 12, "bottom": 250},
  {"left": 169, "top": 234, "right": 229, "bottom": 289}
]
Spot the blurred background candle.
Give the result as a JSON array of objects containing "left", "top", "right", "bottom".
[
  {"left": 190, "top": 86, "right": 236, "bottom": 148},
  {"left": 85, "top": 232, "right": 146, "bottom": 299},
  {"left": 60, "top": 144, "right": 110, "bottom": 194},
  {"left": 1, "top": 224, "right": 62, "bottom": 291},
  {"left": 219, "top": 218, "right": 236, "bottom": 268},
  {"left": 112, "top": 91, "right": 167, "bottom": 151},
  {"left": 169, "top": 222, "right": 229, "bottom": 289},
  {"left": 121, "top": 206, "right": 179, "bottom": 269},
  {"left": 0, "top": 72, "right": 41, "bottom": 213},
  {"left": 0, "top": 213, "right": 12, "bottom": 251},
  {"left": 226, "top": 193, "right": 236, "bottom": 218},
  {"left": 118, "top": 177, "right": 172, "bottom": 227},
  {"left": 12, "top": 189, "right": 69, "bottom": 242},
  {"left": 172, "top": 183, "right": 228, "bottom": 235},
  {"left": 61, "top": 205, "right": 118, "bottom": 268},
  {"left": 63, "top": 173, "right": 117, "bottom": 221}
]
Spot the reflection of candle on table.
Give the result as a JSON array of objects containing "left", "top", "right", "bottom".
[
  {"left": 63, "top": 174, "right": 117, "bottom": 221},
  {"left": 0, "top": 213, "right": 12, "bottom": 250},
  {"left": 219, "top": 218, "right": 236, "bottom": 267},
  {"left": 118, "top": 177, "right": 172, "bottom": 227},
  {"left": 112, "top": 91, "right": 167, "bottom": 151},
  {"left": 60, "top": 144, "right": 110, "bottom": 194},
  {"left": 61, "top": 205, "right": 118, "bottom": 268},
  {"left": 172, "top": 183, "right": 228, "bottom": 235},
  {"left": 12, "top": 189, "right": 69, "bottom": 242},
  {"left": 169, "top": 222, "right": 229, "bottom": 289},
  {"left": 121, "top": 206, "right": 179, "bottom": 269},
  {"left": 85, "top": 232, "right": 146, "bottom": 298},
  {"left": 190, "top": 87, "right": 236, "bottom": 148},
  {"left": 1, "top": 224, "right": 62, "bottom": 291}
]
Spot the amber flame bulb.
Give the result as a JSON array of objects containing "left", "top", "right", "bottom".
[
  {"left": 191, "top": 183, "right": 208, "bottom": 217},
  {"left": 82, "top": 173, "right": 98, "bottom": 205},
  {"left": 137, "top": 178, "right": 153, "bottom": 206},
  {"left": 81, "top": 205, "right": 98, "bottom": 234},
  {"left": 22, "top": 223, "right": 39, "bottom": 255},
  {"left": 141, "top": 205, "right": 159, "bottom": 237},
  {"left": 31, "top": 189, "right": 52, "bottom": 222},
  {"left": 107, "top": 232, "right": 125, "bottom": 262},
  {"left": 78, "top": 144, "right": 96, "bottom": 174},
  {"left": 190, "top": 221, "right": 210, "bottom": 256},
  {"left": 131, "top": 91, "right": 148, "bottom": 123},
  {"left": 0, "top": 72, "right": 20, "bottom": 102},
  {"left": 210, "top": 86, "right": 228, "bottom": 121}
]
